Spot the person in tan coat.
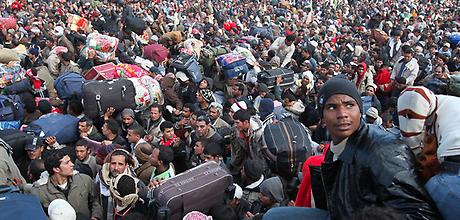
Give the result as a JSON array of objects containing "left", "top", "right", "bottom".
[{"left": 134, "top": 142, "right": 155, "bottom": 185}]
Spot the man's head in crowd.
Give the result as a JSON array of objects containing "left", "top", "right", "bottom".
[
  {"left": 102, "top": 119, "right": 120, "bottom": 138},
  {"left": 25, "top": 137, "right": 45, "bottom": 160},
  {"left": 75, "top": 140, "right": 90, "bottom": 162},
  {"left": 134, "top": 143, "right": 154, "bottom": 165},
  {"left": 126, "top": 125, "right": 145, "bottom": 144},
  {"left": 402, "top": 45, "right": 414, "bottom": 63},
  {"left": 68, "top": 95, "right": 84, "bottom": 116},
  {"left": 241, "top": 159, "right": 265, "bottom": 185},
  {"left": 203, "top": 142, "right": 223, "bottom": 163},
  {"left": 194, "top": 140, "right": 205, "bottom": 156},
  {"left": 209, "top": 102, "right": 223, "bottom": 121},
  {"left": 45, "top": 150, "right": 74, "bottom": 177},
  {"left": 78, "top": 116, "right": 94, "bottom": 135},
  {"left": 182, "top": 103, "right": 195, "bottom": 119},
  {"left": 197, "top": 89, "right": 214, "bottom": 105},
  {"left": 364, "top": 84, "right": 377, "bottom": 97},
  {"left": 109, "top": 149, "right": 134, "bottom": 176},
  {"left": 121, "top": 108, "right": 136, "bottom": 128},
  {"left": 149, "top": 147, "right": 174, "bottom": 169},
  {"left": 318, "top": 77, "right": 363, "bottom": 144},
  {"left": 28, "top": 159, "right": 45, "bottom": 182},
  {"left": 196, "top": 115, "right": 212, "bottom": 138},
  {"left": 285, "top": 34, "right": 296, "bottom": 46},
  {"left": 160, "top": 121, "right": 175, "bottom": 141},
  {"left": 150, "top": 104, "right": 162, "bottom": 121},
  {"left": 231, "top": 83, "right": 245, "bottom": 98},
  {"left": 233, "top": 109, "right": 251, "bottom": 133}
]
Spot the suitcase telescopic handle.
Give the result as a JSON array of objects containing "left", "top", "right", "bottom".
[{"left": 95, "top": 94, "right": 103, "bottom": 117}]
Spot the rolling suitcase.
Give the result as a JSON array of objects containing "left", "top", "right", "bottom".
[
  {"left": 82, "top": 79, "right": 136, "bottom": 119},
  {"left": 153, "top": 161, "right": 233, "bottom": 220},
  {"left": 258, "top": 68, "right": 296, "bottom": 89}
]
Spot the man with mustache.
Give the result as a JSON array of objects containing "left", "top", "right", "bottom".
[{"left": 264, "top": 77, "right": 440, "bottom": 219}]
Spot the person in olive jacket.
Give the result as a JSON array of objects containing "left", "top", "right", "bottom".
[{"left": 31, "top": 150, "right": 103, "bottom": 220}]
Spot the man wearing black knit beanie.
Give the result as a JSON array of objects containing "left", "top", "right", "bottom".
[{"left": 264, "top": 77, "right": 440, "bottom": 220}]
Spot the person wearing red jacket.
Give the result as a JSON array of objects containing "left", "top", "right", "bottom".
[
  {"left": 374, "top": 57, "right": 392, "bottom": 111},
  {"left": 295, "top": 144, "right": 329, "bottom": 207}
]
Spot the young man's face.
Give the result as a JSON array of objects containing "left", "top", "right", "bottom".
[
  {"left": 122, "top": 115, "right": 134, "bottom": 127},
  {"left": 209, "top": 107, "right": 219, "bottom": 121},
  {"left": 27, "top": 146, "right": 44, "bottom": 160},
  {"left": 75, "top": 145, "right": 90, "bottom": 161},
  {"left": 55, "top": 155, "right": 74, "bottom": 177},
  {"left": 259, "top": 192, "right": 273, "bottom": 206},
  {"left": 150, "top": 107, "right": 161, "bottom": 121},
  {"left": 234, "top": 119, "right": 249, "bottom": 132},
  {"left": 126, "top": 129, "right": 140, "bottom": 144},
  {"left": 109, "top": 155, "right": 128, "bottom": 176},
  {"left": 403, "top": 52, "right": 413, "bottom": 62},
  {"left": 322, "top": 94, "right": 361, "bottom": 144},
  {"left": 196, "top": 121, "right": 209, "bottom": 137},
  {"left": 203, "top": 154, "right": 219, "bottom": 163},
  {"left": 194, "top": 141, "right": 204, "bottom": 155},
  {"left": 163, "top": 127, "right": 175, "bottom": 140},
  {"left": 78, "top": 121, "right": 91, "bottom": 134}
]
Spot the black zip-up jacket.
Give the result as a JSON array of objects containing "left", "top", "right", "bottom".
[{"left": 314, "top": 121, "right": 440, "bottom": 220}]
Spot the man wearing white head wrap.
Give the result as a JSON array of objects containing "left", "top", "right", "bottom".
[
  {"left": 398, "top": 86, "right": 460, "bottom": 220},
  {"left": 365, "top": 107, "right": 383, "bottom": 126},
  {"left": 48, "top": 199, "right": 76, "bottom": 220}
]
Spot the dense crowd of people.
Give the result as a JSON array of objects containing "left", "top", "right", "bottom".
[{"left": 1, "top": 0, "right": 460, "bottom": 219}]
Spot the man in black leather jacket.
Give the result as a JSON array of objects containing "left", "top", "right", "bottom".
[{"left": 264, "top": 77, "right": 440, "bottom": 220}]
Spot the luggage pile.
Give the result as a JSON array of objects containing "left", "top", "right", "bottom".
[
  {"left": 0, "top": 62, "right": 26, "bottom": 88},
  {"left": 85, "top": 33, "right": 119, "bottom": 62}
]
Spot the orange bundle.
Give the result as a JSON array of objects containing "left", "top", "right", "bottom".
[{"left": 68, "top": 14, "right": 88, "bottom": 32}]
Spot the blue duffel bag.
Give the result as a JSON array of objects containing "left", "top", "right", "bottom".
[
  {"left": 217, "top": 53, "right": 249, "bottom": 79},
  {"left": 0, "top": 186, "right": 47, "bottom": 220},
  {"left": 23, "top": 113, "right": 79, "bottom": 144},
  {"left": 54, "top": 72, "right": 86, "bottom": 99}
]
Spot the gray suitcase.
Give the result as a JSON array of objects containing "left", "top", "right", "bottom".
[
  {"left": 258, "top": 68, "right": 296, "bottom": 89},
  {"left": 153, "top": 161, "right": 233, "bottom": 220}
]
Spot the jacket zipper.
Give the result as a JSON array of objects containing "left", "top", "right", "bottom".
[{"left": 319, "top": 166, "right": 330, "bottom": 211}]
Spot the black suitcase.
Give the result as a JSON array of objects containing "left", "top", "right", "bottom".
[
  {"left": 153, "top": 161, "right": 233, "bottom": 220},
  {"left": 263, "top": 116, "right": 311, "bottom": 179},
  {"left": 0, "top": 129, "right": 34, "bottom": 161},
  {"left": 82, "top": 79, "right": 136, "bottom": 119},
  {"left": 258, "top": 68, "right": 296, "bottom": 89},
  {"left": 124, "top": 16, "right": 146, "bottom": 35}
]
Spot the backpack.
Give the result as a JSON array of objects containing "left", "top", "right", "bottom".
[{"left": 0, "top": 95, "right": 25, "bottom": 121}]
